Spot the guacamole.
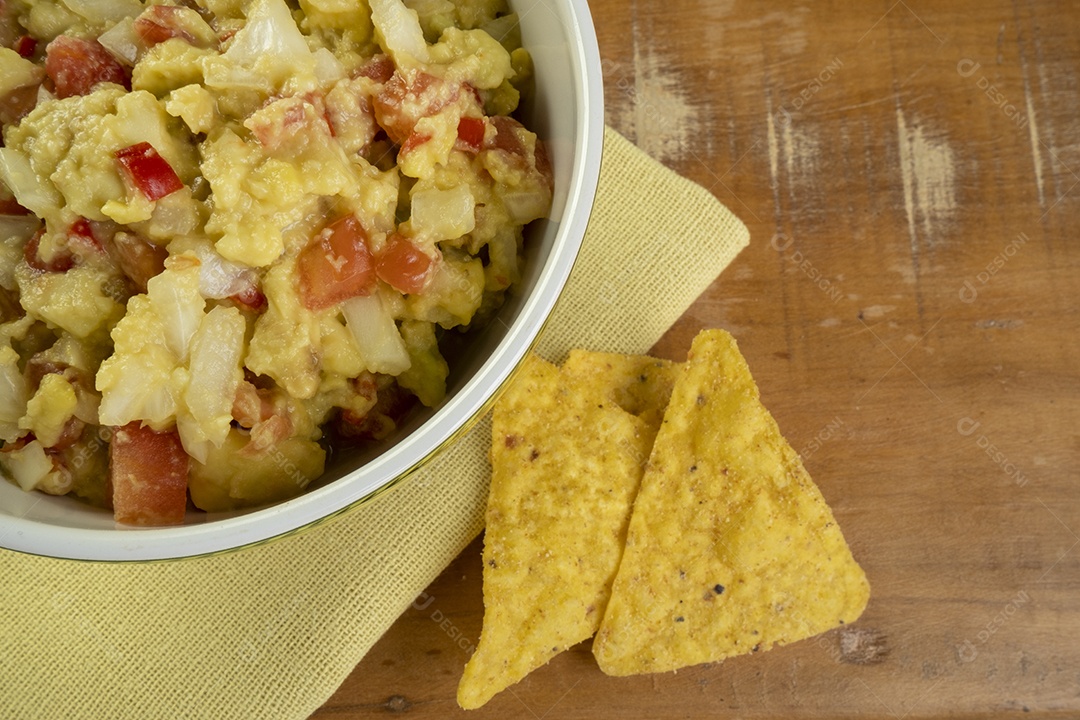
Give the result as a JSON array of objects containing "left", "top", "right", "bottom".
[{"left": 0, "top": 0, "right": 552, "bottom": 524}]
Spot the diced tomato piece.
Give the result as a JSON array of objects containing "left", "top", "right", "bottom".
[
  {"left": 68, "top": 218, "right": 105, "bottom": 253},
  {"left": 134, "top": 16, "right": 180, "bottom": 45},
  {"left": 66, "top": 221, "right": 107, "bottom": 266},
  {"left": 399, "top": 131, "right": 431, "bottom": 156},
  {"left": 231, "top": 381, "right": 274, "bottom": 429},
  {"left": 23, "top": 220, "right": 111, "bottom": 273},
  {"left": 133, "top": 6, "right": 217, "bottom": 48},
  {"left": 244, "top": 413, "right": 294, "bottom": 455},
  {"left": 456, "top": 117, "right": 485, "bottom": 154},
  {"left": 372, "top": 74, "right": 414, "bottom": 144},
  {"left": 108, "top": 231, "right": 167, "bottom": 292},
  {"left": 115, "top": 142, "right": 184, "bottom": 201},
  {"left": 298, "top": 215, "right": 376, "bottom": 310},
  {"left": 485, "top": 116, "right": 554, "bottom": 191},
  {"left": 135, "top": 6, "right": 187, "bottom": 45},
  {"left": 110, "top": 422, "right": 189, "bottom": 526},
  {"left": 0, "top": 433, "right": 34, "bottom": 453},
  {"left": 489, "top": 115, "right": 527, "bottom": 156},
  {"left": 44, "top": 36, "right": 129, "bottom": 99},
  {"left": 376, "top": 234, "right": 434, "bottom": 295},
  {"left": 23, "top": 229, "right": 72, "bottom": 273},
  {"left": 14, "top": 35, "right": 37, "bottom": 58},
  {"left": 231, "top": 284, "right": 267, "bottom": 312},
  {"left": 324, "top": 84, "right": 380, "bottom": 148},
  {"left": 373, "top": 72, "right": 455, "bottom": 144},
  {"left": 68, "top": 218, "right": 93, "bottom": 238},
  {"left": 356, "top": 54, "right": 394, "bottom": 83},
  {"left": 322, "top": 105, "right": 337, "bottom": 138},
  {"left": 246, "top": 95, "right": 329, "bottom": 152}
]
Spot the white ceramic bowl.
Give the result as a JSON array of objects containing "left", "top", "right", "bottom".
[{"left": 0, "top": 0, "right": 604, "bottom": 561}]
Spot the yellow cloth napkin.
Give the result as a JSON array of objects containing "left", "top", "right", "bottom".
[{"left": 0, "top": 127, "right": 748, "bottom": 720}]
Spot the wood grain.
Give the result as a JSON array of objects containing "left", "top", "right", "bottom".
[{"left": 314, "top": 0, "right": 1080, "bottom": 716}]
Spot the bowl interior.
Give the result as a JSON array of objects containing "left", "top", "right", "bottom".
[{"left": 0, "top": 0, "right": 604, "bottom": 561}]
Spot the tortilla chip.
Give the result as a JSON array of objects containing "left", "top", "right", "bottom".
[
  {"left": 593, "top": 329, "right": 870, "bottom": 676},
  {"left": 458, "top": 352, "right": 674, "bottom": 709},
  {"left": 562, "top": 349, "right": 679, "bottom": 442}
]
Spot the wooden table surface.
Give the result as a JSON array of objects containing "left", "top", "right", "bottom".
[{"left": 315, "top": 0, "right": 1080, "bottom": 717}]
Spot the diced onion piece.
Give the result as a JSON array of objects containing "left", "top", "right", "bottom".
[
  {"left": 96, "top": 358, "right": 177, "bottom": 428},
  {"left": 146, "top": 187, "right": 200, "bottom": 238},
  {"left": 22, "top": 373, "right": 79, "bottom": 449},
  {"left": 410, "top": 184, "right": 475, "bottom": 240},
  {"left": 501, "top": 189, "right": 550, "bottom": 224},
  {"left": 0, "top": 47, "right": 45, "bottom": 95},
  {"left": 201, "top": 61, "right": 265, "bottom": 91},
  {"left": 207, "top": 262, "right": 259, "bottom": 299},
  {"left": 0, "top": 215, "right": 40, "bottom": 244},
  {"left": 0, "top": 148, "right": 61, "bottom": 217},
  {"left": 226, "top": 0, "right": 308, "bottom": 63},
  {"left": 2, "top": 439, "right": 54, "bottom": 491},
  {"left": 97, "top": 18, "right": 141, "bottom": 65},
  {"left": 341, "top": 292, "right": 412, "bottom": 376},
  {"left": 146, "top": 260, "right": 205, "bottom": 362},
  {"left": 312, "top": 47, "right": 345, "bottom": 87},
  {"left": 180, "top": 239, "right": 260, "bottom": 299},
  {"left": 0, "top": 218, "right": 38, "bottom": 292},
  {"left": 369, "top": 0, "right": 430, "bottom": 65},
  {"left": 224, "top": 0, "right": 315, "bottom": 87},
  {"left": 181, "top": 306, "right": 245, "bottom": 461},
  {"left": 0, "top": 346, "right": 29, "bottom": 443},
  {"left": 60, "top": 0, "right": 144, "bottom": 25}
]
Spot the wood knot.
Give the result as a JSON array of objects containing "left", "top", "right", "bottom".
[
  {"left": 838, "top": 627, "right": 889, "bottom": 665},
  {"left": 385, "top": 694, "right": 411, "bottom": 712}
]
